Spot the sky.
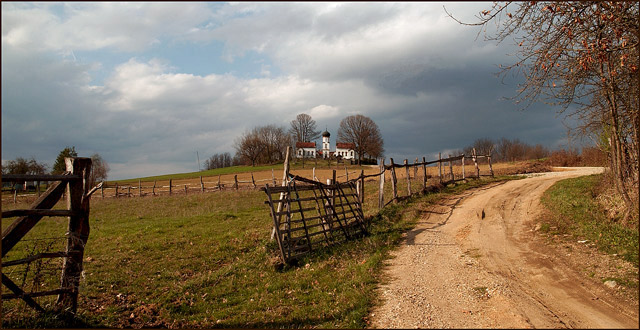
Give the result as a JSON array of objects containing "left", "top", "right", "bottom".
[{"left": 2, "top": 2, "right": 579, "bottom": 180}]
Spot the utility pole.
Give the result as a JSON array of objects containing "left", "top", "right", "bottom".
[{"left": 196, "top": 151, "right": 201, "bottom": 171}]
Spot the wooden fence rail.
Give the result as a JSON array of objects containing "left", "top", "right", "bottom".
[{"left": 2, "top": 157, "right": 93, "bottom": 315}]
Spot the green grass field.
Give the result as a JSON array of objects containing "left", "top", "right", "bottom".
[
  {"left": 540, "top": 174, "right": 639, "bottom": 267},
  {"left": 2, "top": 174, "right": 515, "bottom": 328}
]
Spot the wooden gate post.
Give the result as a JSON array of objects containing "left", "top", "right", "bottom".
[
  {"left": 404, "top": 159, "right": 412, "bottom": 196},
  {"left": 390, "top": 158, "right": 398, "bottom": 202},
  {"left": 422, "top": 157, "right": 427, "bottom": 190},
  {"left": 378, "top": 158, "right": 385, "bottom": 209},
  {"left": 473, "top": 148, "right": 480, "bottom": 178},
  {"left": 438, "top": 152, "right": 442, "bottom": 184},
  {"left": 462, "top": 155, "right": 465, "bottom": 180},
  {"left": 57, "top": 157, "right": 92, "bottom": 314},
  {"left": 488, "top": 155, "right": 494, "bottom": 177},
  {"left": 271, "top": 147, "right": 291, "bottom": 240}
]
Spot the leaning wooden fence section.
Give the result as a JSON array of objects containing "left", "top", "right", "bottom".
[
  {"left": 2, "top": 158, "right": 94, "bottom": 315},
  {"left": 262, "top": 147, "right": 493, "bottom": 263}
]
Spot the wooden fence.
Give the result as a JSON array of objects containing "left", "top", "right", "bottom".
[
  {"left": 2, "top": 157, "right": 94, "bottom": 315},
  {"left": 262, "top": 147, "right": 493, "bottom": 263}
]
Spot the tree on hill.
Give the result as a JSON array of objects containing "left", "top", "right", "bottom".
[
  {"left": 89, "top": 153, "right": 109, "bottom": 187},
  {"left": 2, "top": 157, "right": 47, "bottom": 175},
  {"left": 337, "top": 114, "right": 384, "bottom": 164},
  {"left": 52, "top": 146, "right": 78, "bottom": 174},
  {"left": 289, "top": 113, "right": 320, "bottom": 143}
]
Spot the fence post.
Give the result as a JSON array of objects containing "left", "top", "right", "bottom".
[
  {"left": 218, "top": 175, "right": 222, "bottom": 190},
  {"left": 422, "top": 156, "right": 427, "bottom": 190},
  {"left": 234, "top": 175, "right": 238, "bottom": 190},
  {"left": 272, "top": 169, "right": 277, "bottom": 186},
  {"left": 345, "top": 166, "right": 349, "bottom": 181},
  {"left": 448, "top": 154, "right": 454, "bottom": 181},
  {"left": 139, "top": 179, "right": 142, "bottom": 197},
  {"left": 200, "top": 176, "right": 205, "bottom": 193},
  {"left": 251, "top": 173, "right": 256, "bottom": 188},
  {"left": 438, "top": 152, "right": 442, "bottom": 184},
  {"left": 390, "top": 158, "right": 398, "bottom": 202},
  {"left": 101, "top": 181, "right": 104, "bottom": 199},
  {"left": 379, "top": 158, "right": 385, "bottom": 209},
  {"left": 271, "top": 146, "right": 291, "bottom": 240},
  {"left": 404, "top": 159, "right": 411, "bottom": 196},
  {"left": 313, "top": 167, "right": 316, "bottom": 181},
  {"left": 488, "top": 154, "right": 494, "bottom": 177},
  {"left": 359, "top": 169, "right": 365, "bottom": 204},
  {"left": 57, "top": 157, "right": 92, "bottom": 314},
  {"left": 462, "top": 154, "right": 466, "bottom": 180},
  {"left": 473, "top": 148, "right": 480, "bottom": 178},
  {"left": 13, "top": 189, "right": 17, "bottom": 203},
  {"left": 37, "top": 181, "right": 41, "bottom": 196},
  {"left": 185, "top": 185, "right": 188, "bottom": 195},
  {"left": 115, "top": 182, "right": 119, "bottom": 198},
  {"left": 169, "top": 179, "right": 172, "bottom": 195},
  {"left": 153, "top": 181, "right": 156, "bottom": 196},
  {"left": 128, "top": 185, "right": 131, "bottom": 197},
  {"left": 414, "top": 157, "right": 418, "bottom": 178}
]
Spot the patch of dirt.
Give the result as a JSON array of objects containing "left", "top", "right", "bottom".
[{"left": 369, "top": 167, "right": 639, "bottom": 328}]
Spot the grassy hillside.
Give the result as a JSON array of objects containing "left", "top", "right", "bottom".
[{"left": 2, "top": 174, "right": 516, "bottom": 328}]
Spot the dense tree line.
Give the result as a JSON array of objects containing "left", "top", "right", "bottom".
[
  {"left": 203, "top": 152, "right": 233, "bottom": 170},
  {"left": 233, "top": 125, "right": 292, "bottom": 166},
  {"left": 463, "top": 137, "right": 550, "bottom": 162}
]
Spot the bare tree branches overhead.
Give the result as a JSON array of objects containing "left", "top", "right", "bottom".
[
  {"left": 448, "top": 1, "right": 639, "bottom": 220},
  {"left": 234, "top": 125, "right": 291, "bottom": 166},
  {"left": 337, "top": 114, "right": 384, "bottom": 164},
  {"left": 89, "top": 153, "right": 110, "bottom": 188},
  {"left": 289, "top": 113, "right": 320, "bottom": 143}
]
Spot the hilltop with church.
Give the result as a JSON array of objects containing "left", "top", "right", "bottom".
[{"left": 295, "top": 129, "right": 356, "bottom": 160}]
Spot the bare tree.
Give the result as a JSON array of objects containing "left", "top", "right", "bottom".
[
  {"left": 447, "top": 2, "right": 639, "bottom": 217},
  {"left": 337, "top": 114, "right": 384, "bottom": 164},
  {"left": 289, "top": 113, "right": 320, "bottom": 143},
  {"left": 2, "top": 157, "right": 47, "bottom": 175},
  {"left": 204, "top": 152, "right": 233, "bottom": 170},
  {"left": 89, "top": 153, "right": 109, "bottom": 187},
  {"left": 234, "top": 128, "right": 265, "bottom": 166},
  {"left": 257, "top": 125, "right": 291, "bottom": 163}
]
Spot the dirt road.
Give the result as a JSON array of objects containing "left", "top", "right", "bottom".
[{"left": 369, "top": 167, "right": 639, "bottom": 328}]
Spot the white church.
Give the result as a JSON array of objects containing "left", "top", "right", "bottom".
[{"left": 295, "top": 130, "right": 356, "bottom": 160}]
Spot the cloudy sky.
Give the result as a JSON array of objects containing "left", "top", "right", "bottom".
[{"left": 2, "top": 2, "right": 576, "bottom": 180}]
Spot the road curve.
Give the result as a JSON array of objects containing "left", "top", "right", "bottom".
[{"left": 369, "top": 167, "right": 639, "bottom": 329}]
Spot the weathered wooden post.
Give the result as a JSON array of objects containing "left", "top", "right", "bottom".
[
  {"left": 345, "top": 166, "right": 349, "bottom": 181},
  {"left": 414, "top": 157, "right": 419, "bottom": 178},
  {"left": 169, "top": 179, "right": 172, "bottom": 195},
  {"left": 448, "top": 154, "right": 454, "bottom": 181},
  {"left": 390, "top": 158, "right": 398, "bottom": 202},
  {"left": 488, "top": 154, "right": 494, "bottom": 177},
  {"left": 438, "top": 152, "right": 442, "bottom": 184},
  {"left": 271, "top": 146, "right": 291, "bottom": 240},
  {"left": 234, "top": 175, "right": 238, "bottom": 190},
  {"left": 139, "top": 179, "right": 142, "bottom": 197},
  {"left": 422, "top": 157, "right": 427, "bottom": 190},
  {"left": 272, "top": 169, "right": 277, "bottom": 186},
  {"left": 57, "top": 157, "right": 92, "bottom": 314},
  {"left": 37, "top": 181, "right": 41, "bottom": 196},
  {"left": 115, "top": 182, "right": 119, "bottom": 198},
  {"left": 200, "top": 176, "right": 205, "bottom": 192},
  {"left": 378, "top": 158, "right": 385, "bottom": 209},
  {"left": 462, "top": 154, "right": 466, "bottom": 180},
  {"left": 13, "top": 189, "right": 17, "bottom": 203},
  {"left": 473, "top": 148, "right": 480, "bottom": 178},
  {"left": 127, "top": 185, "right": 131, "bottom": 197},
  {"left": 404, "top": 159, "right": 412, "bottom": 196},
  {"left": 153, "top": 181, "right": 157, "bottom": 196},
  {"left": 101, "top": 181, "right": 105, "bottom": 198},
  {"left": 251, "top": 173, "right": 256, "bottom": 188},
  {"left": 359, "top": 169, "right": 365, "bottom": 204},
  {"left": 218, "top": 175, "right": 222, "bottom": 190},
  {"left": 185, "top": 184, "right": 188, "bottom": 195}
]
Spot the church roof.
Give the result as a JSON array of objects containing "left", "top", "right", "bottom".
[
  {"left": 296, "top": 142, "right": 316, "bottom": 148},
  {"left": 321, "top": 130, "right": 330, "bottom": 137},
  {"left": 336, "top": 142, "right": 356, "bottom": 149}
]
